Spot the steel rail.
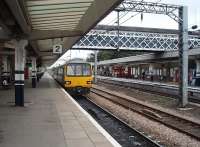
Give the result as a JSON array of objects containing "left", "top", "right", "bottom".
[
  {"left": 90, "top": 86, "right": 200, "bottom": 141},
  {"left": 97, "top": 78, "right": 200, "bottom": 104},
  {"left": 83, "top": 95, "right": 162, "bottom": 147}
]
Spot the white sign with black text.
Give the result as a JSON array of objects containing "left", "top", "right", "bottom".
[{"left": 53, "top": 44, "right": 62, "bottom": 54}]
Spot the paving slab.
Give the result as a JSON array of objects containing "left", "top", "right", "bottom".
[{"left": 0, "top": 73, "right": 118, "bottom": 147}]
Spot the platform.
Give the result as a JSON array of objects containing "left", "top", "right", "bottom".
[{"left": 0, "top": 73, "right": 119, "bottom": 147}]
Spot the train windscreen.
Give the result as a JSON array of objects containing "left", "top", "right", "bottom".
[{"left": 66, "top": 63, "right": 91, "bottom": 76}]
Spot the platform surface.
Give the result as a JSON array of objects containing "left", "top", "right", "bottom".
[{"left": 0, "top": 73, "right": 116, "bottom": 147}]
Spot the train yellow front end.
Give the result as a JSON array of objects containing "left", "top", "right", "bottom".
[
  {"left": 64, "top": 76, "right": 93, "bottom": 94},
  {"left": 64, "top": 62, "right": 92, "bottom": 94},
  {"left": 53, "top": 59, "right": 93, "bottom": 95}
]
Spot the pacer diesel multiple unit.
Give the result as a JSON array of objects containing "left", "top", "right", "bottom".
[{"left": 53, "top": 59, "right": 93, "bottom": 95}]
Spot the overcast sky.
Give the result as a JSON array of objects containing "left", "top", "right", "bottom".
[
  {"left": 50, "top": 0, "right": 200, "bottom": 67},
  {"left": 100, "top": 0, "right": 200, "bottom": 29}
]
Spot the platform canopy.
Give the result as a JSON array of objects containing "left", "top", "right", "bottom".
[{"left": 0, "top": 0, "right": 123, "bottom": 65}]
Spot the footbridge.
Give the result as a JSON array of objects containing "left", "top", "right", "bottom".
[{"left": 72, "top": 25, "right": 200, "bottom": 51}]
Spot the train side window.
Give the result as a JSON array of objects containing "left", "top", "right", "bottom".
[
  {"left": 58, "top": 68, "right": 63, "bottom": 75},
  {"left": 64, "top": 66, "right": 67, "bottom": 76}
]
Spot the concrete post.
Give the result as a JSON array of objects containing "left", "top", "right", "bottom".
[
  {"left": 15, "top": 40, "right": 28, "bottom": 106},
  {"left": 149, "top": 63, "right": 154, "bottom": 81},
  {"left": 94, "top": 50, "right": 98, "bottom": 83},
  {"left": 31, "top": 57, "right": 37, "bottom": 88},
  {"left": 7, "top": 56, "right": 11, "bottom": 74},
  {"left": 138, "top": 66, "right": 141, "bottom": 79},
  {"left": 149, "top": 64, "right": 154, "bottom": 73},
  {"left": 178, "top": 6, "right": 188, "bottom": 107},
  {"left": 2, "top": 56, "right": 11, "bottom": 84}
]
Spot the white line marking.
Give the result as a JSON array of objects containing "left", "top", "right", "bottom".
[
  {"left": 190, "top": 102, "right": 200, "bottom": 107},
  {"left": 60, "top": 88, "right": 122, "bottom": 147},
  {"left": 15, "top": 74, "right": 24, "bottom": 81},
  {"left": 14, "top": 84, "right": 24, "bottom": 86}
]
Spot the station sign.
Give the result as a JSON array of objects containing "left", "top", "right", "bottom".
[{"left": 53, "top": 44, "right": 62, "bottom": 54}]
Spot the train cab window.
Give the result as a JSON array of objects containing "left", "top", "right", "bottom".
[
  {"left": 83, "top": 64, "right": 91, "bottom": 76},
  {"left": 76, "top": 65, "right": 82, "bottom": 76},
  {"left": 67, "top": 64, "right": 76, "bottom": 76},
  {"left": 66, "top": 63, "right": 91, "bottom": 76}
]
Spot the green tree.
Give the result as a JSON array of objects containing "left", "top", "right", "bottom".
[{"left": 86, "top": 52, "right": 95, "bottom": 62}]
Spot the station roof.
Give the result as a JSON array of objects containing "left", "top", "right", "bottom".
[
  {"left": 0, "top": 0, "right": 123, "bottom": 66},
  {"left": 97, "top": 48, "right": 200, "bottom": 66}
]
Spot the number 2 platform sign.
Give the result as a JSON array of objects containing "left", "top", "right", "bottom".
[{"left": 53, "top": 44, "right": 62, "bottom": 54}]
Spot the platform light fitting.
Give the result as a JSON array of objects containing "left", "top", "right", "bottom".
[{"left": 191, "top": 25, "right": 198, "bottom": 30}]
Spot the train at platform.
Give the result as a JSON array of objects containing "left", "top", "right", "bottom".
[{"left": 52, "top": 58, "right": 93, "bottom": 95}]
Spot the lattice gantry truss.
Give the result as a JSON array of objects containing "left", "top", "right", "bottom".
[
  {"left": 73, "top": 0, "right": 200, "bottom": 51},
  {"left": 118, "top": 0, "right": 181, "bottom": 22},
  {"left": 73, "top": 29, "right": 200, "bottom": 51}
]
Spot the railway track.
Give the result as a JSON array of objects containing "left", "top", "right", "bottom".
[
  {"left": 90, "top": 86, "right": 200, "bottom": 141},
  {"left": 73, "top": 95, "right": 162, "bottom": 147},
  {"left": 97, "top": 78, "right": 200, "bottom": 104}
]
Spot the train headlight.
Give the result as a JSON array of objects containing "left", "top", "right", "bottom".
[
  {"left": 87, "top": 81, "right": 92, "bottom": 84},
  {"left": 65, "top": 81, "right": 71, "bottom": 85}
]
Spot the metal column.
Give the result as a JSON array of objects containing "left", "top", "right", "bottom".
[
  {"left": 117, "top": 10, "right": 120, "bottom": 50},
  {"left": 94, "top": 50, "right": 98, "bottom": 83},
  {"left": 178, "top": 6, "right": 188, "bottom": 107},
  {"left": 31, "top": 57, "right": 37, "bottom": 88},
  {"left": 15, "top": 40, "right": 27, "bottom": 106}
]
